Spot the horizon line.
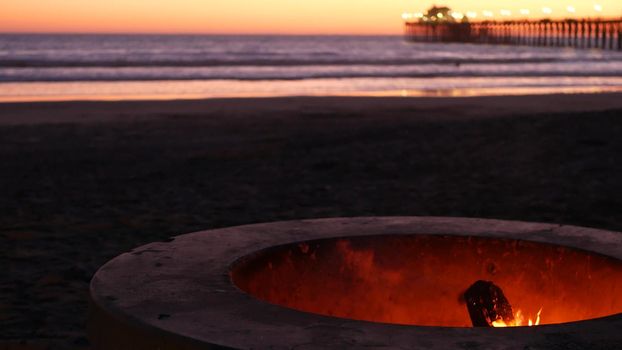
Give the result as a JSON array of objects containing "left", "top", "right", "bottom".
[{"left": 0, "top": 30, "right": 403, "bottom": 36}]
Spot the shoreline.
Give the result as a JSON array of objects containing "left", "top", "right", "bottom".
[
  {"left": 2, "top": 77, "right": 622, "bottom": 104},
  {"left": 2, "top": 92, "right": 622, "bottom": 126}
]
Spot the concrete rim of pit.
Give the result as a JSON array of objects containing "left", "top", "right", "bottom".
[{"left": 88, "top": 217, "right": 622, "bottom": 349}]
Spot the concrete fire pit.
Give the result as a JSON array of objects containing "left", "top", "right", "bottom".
[{"left": 89, "top": 217, "right": 622, "bottom": 349}]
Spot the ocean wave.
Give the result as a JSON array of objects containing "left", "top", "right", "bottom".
[
  {"left": 2, "top": 72, "right": 622, "bottom": 83},
  {"left": 2, "top": 35, "right": 622, "bottom": 85},
  {"left": 0, "top": 57, "right": 584, "bottom": 68},
  {"left": 2, "top": 65, "right": 622, "bottom": 82}
]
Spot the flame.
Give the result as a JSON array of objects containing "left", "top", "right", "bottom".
[{"left": 492, "top": 308, "right": 542, "bottom": 327}]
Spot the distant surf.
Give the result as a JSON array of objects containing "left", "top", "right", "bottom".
[{"left": 1, "top": 34, "right": 622, "bottom": 101}]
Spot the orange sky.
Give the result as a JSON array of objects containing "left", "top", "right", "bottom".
[{"left": 1, "top": 1, "right": 621, "bottom": 35}]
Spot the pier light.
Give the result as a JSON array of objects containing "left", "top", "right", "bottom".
[
  {"left": 436, "top": 13, "right": 444, "bottom": 19},
  {"left": 451, "top": 12, "right": 464, "bottom": 20},
  {"left": 401, "top": 12, "right": 412, "bottom": 21},
  {"left": 566, "top": 6, "right": 576, "bottom": 13},
  {"left": 594, "top": 4, "right": 603, "bottom": 12},
  {"left": 519, "top": 9, "right": 530, "bottom": 15},
  {"left": 466, "top": 11, "right": 478, "bottom": 19},
  {"left": 414, "top": 12, "right": 424, "bottom": 18},
  {"left": 483, "top": 10, "right": 494, "bottom": 18},
  {"left": 500, "top": 9, "right": 512, "bottom": 16},
  {"left": 542, "top": 7, "right": 553, "bottom": 15}
]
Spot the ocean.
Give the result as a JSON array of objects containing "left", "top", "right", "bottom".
[{"left": 1, "top": 34, "right": 622, "bottom": 101}]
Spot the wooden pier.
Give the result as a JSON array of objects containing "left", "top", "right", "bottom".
[{"left": 404, "top": 19, "right": 622, "bottom": 50}]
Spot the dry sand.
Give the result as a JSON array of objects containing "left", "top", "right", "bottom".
[{"left": 2, "top": 93, "right": 622, "bottom": 348}]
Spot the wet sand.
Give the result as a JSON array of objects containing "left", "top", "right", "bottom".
[{"left": 2, "top": 94, "right": 622, "bottom": 348}]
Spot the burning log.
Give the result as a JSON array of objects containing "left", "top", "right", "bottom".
[{"left": 464, "top": 280, "right": 515, "bottom": 327}]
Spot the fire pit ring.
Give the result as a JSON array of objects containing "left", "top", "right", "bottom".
[{"left": 89, "top": 217, "right": 622, "bottom": 349}]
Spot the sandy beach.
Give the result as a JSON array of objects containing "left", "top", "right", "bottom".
[{"left": 2, "top": 93, "right": 622, "bottom": 348}]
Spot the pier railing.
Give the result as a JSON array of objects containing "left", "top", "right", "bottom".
[{"left": 404, "top": 19, "right": 622, "bottom": 50}]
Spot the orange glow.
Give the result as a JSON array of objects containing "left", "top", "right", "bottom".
[
  {"left": 1, "top": 1, "right": 621, "bottom": 35},
  {"left": 232, "top": 235, "right": 622, "bottom": 327}
]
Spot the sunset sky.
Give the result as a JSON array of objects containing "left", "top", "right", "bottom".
[{"left": 1, "top": 0, "right": 621, "bottom": 35}]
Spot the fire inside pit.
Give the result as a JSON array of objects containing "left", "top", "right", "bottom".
[
  {"left": 464, "top": 280, "right": 542, "bottom": 327},
  {"left": 232, "top": 235, "right": 622, "bottom": 328}
]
